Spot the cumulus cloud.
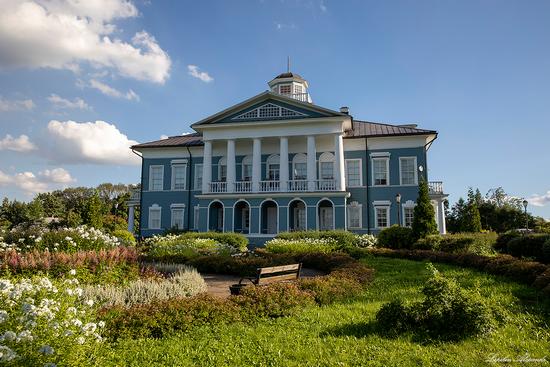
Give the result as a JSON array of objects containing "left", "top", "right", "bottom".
[
  {"left": 529, "top": 191, "right": 550, "bottom": 207},
  {"left": 0, "top": 134, "right": 37, "bottom": 152},
  {"left": 187, "top": 65, "right": 213, "bottom": 83},
  {"left": 88, "top": 79, "right": 139, "bottom": 101},
  {"left": 0, "top": 168, "right": 75, "bottom": 194},
  {"left": 48, "top": 94, "right": 91, "bottom": 110},
  {"left": 0, "top": 97, "right": 35, "bottom": 111},
  {"left": 0, "top": 0, "right": 171, "bottom": 83},
  {"left": 45, "top": 120, "right": 140, "bottom": 165}
]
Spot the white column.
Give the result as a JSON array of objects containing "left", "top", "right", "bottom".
[
  {"left": 334, "top": 133, "right": 345, "bottom": 191},
  {"left": 307, "top": 135, "right": 317, "bottom": 191},
  {"left": 127, "top": 205, "right": 135, "bottom": 234},
  {"left": 438, "top": 199, "right": 447, "bottom": 234},
  {"left": 202, "top": 140, "right": 212, "bottom": 193},
  {"left": 279, "top": 137, "right": 289, "bottom": 191},
  {"left": 226, "top": 139, "right": 236, "bottom": 193},
  {"left": 252, "top": 138, "right": 262, "bottom": 192}
]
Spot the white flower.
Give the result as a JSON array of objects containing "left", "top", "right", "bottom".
[
  {"left": 85, "top": 299, "right": 94, "bottom": 307},
  {"left": 2, "top": 330, "right": 17, "bottom": 341},
  {"left": 69, "top": 269, "right": 76, "bottom": 276},
  {"left": 76, "top": 336, "right": 85, "bottom": 345},
  {"left": 39, "top": 345, "right": 54, "bottom": 355},
  {"left": 0, "top": 345, "right": 17, "bottom": 362},
  {"left": 0, "top": 310, "right": 8, "bottom": 323},
  {"left": 17, "top": 330, "right": 33, "bottom": 342},
  {"left": 72, "top": 318, "right": 82, "bottom": 327},
  {"left": 66, "top": 307, "right": 77, "bottom": 315},
  {"left": 98, "top": 321, "right": 105, "bottom": 328},
  {"left": 44, "top": 363, "right": 57, "bottom": 367}
]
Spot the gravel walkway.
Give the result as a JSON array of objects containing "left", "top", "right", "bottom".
[{"left": 203, "top": 268, "right": 324, "bottom": 298}]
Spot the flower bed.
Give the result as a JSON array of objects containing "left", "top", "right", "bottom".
[{"left": 0, "top": 272, "right": 104, "bottom": 366}]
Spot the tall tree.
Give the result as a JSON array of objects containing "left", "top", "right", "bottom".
[
  {"left": 462, "top": 188, "right": 482, "bottom": 232},
  {"left": 411, "top": 179, "right": 438, "bottom": 239}
]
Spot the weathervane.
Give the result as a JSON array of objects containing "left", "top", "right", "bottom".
[{"left": 287, "top": 56, "right": 290, "bottom": 72}]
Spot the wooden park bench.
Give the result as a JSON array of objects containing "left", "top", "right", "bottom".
[{"left": 229, "top": 263, "right": 302, "bottom": 295}]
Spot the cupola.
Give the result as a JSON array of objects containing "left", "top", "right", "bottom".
[{"left": 268, "top": 70, "right": 312, "bottom": 103}]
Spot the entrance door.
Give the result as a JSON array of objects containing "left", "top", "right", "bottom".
[
  {"left": 319, "top": 207, "right": 333, "bottom": 230},
  {"left": 267, "top": 207, "right": 277, "bottom": 234},
  {"left": 293, "top": 205, "right": 306, "bottom": 230}
]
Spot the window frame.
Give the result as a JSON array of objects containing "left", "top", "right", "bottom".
[
  {"left": 241, "top": 155, "right": 252, "bottom": 181},
  {"left": 149, "top": 165, "right": 164, "bottom": 191},
  {"left": 217, "top": 157, "right": 227, "bottom": 182},
  {"left": 193, "top": 205, "right": 200, "bottom": 230},
  {"left": 148, "top": 204, "right": 162, "bottom": 229},
  {"left": 374, "top": 205, "right": 390, "bottom": 229},
  {"left": 266, "top": 154, "right": 280, "bottom": 181},
  {"left": 171, "top": 164, "right": 187, "bottom": 191},
  {"left": 194, "top": 164, "right": 203, "bottom": 190},
  {"left": 318, "top": 152, "right": 335, "bottom": 180},
  {"left": 399, "top": 156, "right": 418, "bottom": 186},
  {"left": 170, "top": 204, "right": 185, "bottom": 229},
  {"left": 345, "top": 158, "right": 363, "bottom": 187},
  {"left": 292, "top": 153, "right": 307, "bottom": 180},
  {"left": 347, "top": 201, "right": 362, "bottom": 229},
  {"left": 372, "top": 157, "right": 390, "bottom": 186}
]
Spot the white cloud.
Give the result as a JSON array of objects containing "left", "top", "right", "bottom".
[
  {"left": 38, "top": 168, "right": 75, "bottom": 184},
  {"left": 46, "top": 120, "right": 140, "bottom": 165},
  {"left": 0, "top": 168, "right": 75, "bottom": 194},
  {"left": 48, "top": 94, "right": 91, "bottom": 110},
  {"left": 0, "top": 0, "right": 171, "bottom": 83},
  {"left": 529, "top": 191, "right": 550, "bottom": 207},
  {"left": 0, "top": 97, "right": 35, "bottom": 111},
  {"left": 0, "top": 134, "right": 37, "bottom": 152},
  {"left": 187, "top": 65, "right": 213, "bottom": 83},
  {"left": 89, "top": 79, "right": 139, "bottom": 101},
  {"left": 320, "top": 1, "right": 327, "bottom": 12},
  {"left": 160, "top": 134, "right": 169, "bottom": 140}
]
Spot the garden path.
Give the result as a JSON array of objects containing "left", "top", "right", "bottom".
[{"left": 203, "top": 268, "right": 325, "bottom": 298}]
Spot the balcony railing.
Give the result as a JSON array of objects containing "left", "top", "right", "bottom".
[
  {"left": 260, "top": 180, "right": 280, "bottom": 192},
  {"left": 288, "top": 180, "right": 308, "bottom": 192},
  {"left": 235, "top": 181, "right": 252, "bottom": 193},
  {"left": 428, "top": 181, "right": 444, "bottom": 194},
  {"left": 209, "top": 181, "right": 227, "bottom": 193},
  {"left": 279, "top": 92, "right": 310, "bottom": 103},
  {"left": 316, "top": 179, "right": 337, "bottom": 191}
]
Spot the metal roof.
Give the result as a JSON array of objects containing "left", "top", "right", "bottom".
[
  {"left": 131, "top": 133, "right": 203, "bottom": 149},
  {"left": 345, "top": 120, "right": 437, "bottom": 138}
]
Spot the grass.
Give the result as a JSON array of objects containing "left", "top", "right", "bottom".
[{"left": 94, "top": 256, "right": 550, "bottom": 366}]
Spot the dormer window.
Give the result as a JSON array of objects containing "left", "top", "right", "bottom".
[
  {"left": 279, "top": 84, "right": 291, "bottom": 95},
  {"left": 294, "top": 85, "right": 303, "bottom": 94}
]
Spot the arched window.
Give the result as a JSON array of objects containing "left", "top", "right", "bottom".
[
  {"left": 292, "top": 153, "right": 307, "bottom": 180},
  {"left": 319, "top": 152, "right": 335, "bottom": 180},
  {"left": 266, "top": 154, "right": 280, "bottom": 180},
  {"left": 218, "top": 156, "right": 226, "bottom": 182},
  {"left": 241, "top": 155, "right": 252, "bottom": 181}
]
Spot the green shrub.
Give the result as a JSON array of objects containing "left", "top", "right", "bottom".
[
  {"left": 113, "top": 229, "right": 136, "bottom": 246},
  {"left": 494, "top": 231, "right": 521, "bottom": 252},
  {"left": 377, "top": 225, "right": 413, "bottom": 249},
  {"left": 299, "top": 275, "right": 362, "bottom": 305},
  {"left": 506, "top": 234, "right": 550, "bottom": 262},
  {"left": 276, "top": 230, "right": 359, "bottom": 249},
  {"left": 413, "top": 234, "right": 442, "bottom": 250},
  {"left": 143, "top": 237, "right": 238, "bottom": 263},
  {"left": 376, "top": 263, "right": 501, "bottom": 341},
  {"left": 188, "top": 254, "right": 286, "bottom": 277},
  {"left": 184, "top": 232, "right": 248, "bottom": 251},
  {"left": 101, "top": 295, "right": 242, "bottom": 340},
  {"left": 264, "top": 238, "right": 339, "bottom": 254},
  {"left": 544, "top": 239, "right": 550, "bottom": 262},
  {"left": 233, "top": 282, "right": 315, "bottom": 318},
  {"left": 84, "top": 266, "right": 207, "bottom": 307}
]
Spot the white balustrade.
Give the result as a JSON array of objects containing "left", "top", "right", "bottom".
[
  {"left": 235, "top": 181, "right": 252, "bottom": 193},
  {"left": 315, "top": 179, "right": 337, "bottom": 191},
  {"left": 208, "top": 181, "right": 227, "bottom": 193},
  {"left": 288, "top": 180, "right": 308, "bottom": 192},
  {"left": 260, "top": 180, "right": 280, "bottom": 192}
]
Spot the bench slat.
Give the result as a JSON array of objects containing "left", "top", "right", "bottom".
[
  {"left": 258, "top": 264, "right": 301, "bottom": 275},
  {"left": 257, "top": 273, "right": 300, "bottom": 285}
]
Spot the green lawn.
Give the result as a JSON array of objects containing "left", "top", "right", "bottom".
[{"left": 95, "top": 257, "right": 550, "bottom": 367}]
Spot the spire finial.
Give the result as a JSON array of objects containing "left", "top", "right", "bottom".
[{"left": 287, "top": 56, "right": 290, "bottom": 72}]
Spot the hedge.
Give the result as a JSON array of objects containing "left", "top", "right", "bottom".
[{"left": 275, "top": 230, "right": 359, "bottom": 249}]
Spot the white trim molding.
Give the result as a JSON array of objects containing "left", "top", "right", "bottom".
[
  {"left": 148, "top": 165, "right": 164, "bottom": 191},
  {"left": 347, "top": 201, "right": 362, "bottom": 229},
  {"left": 399, "top": 156, "right": 418, "bottom": 186},
  {"left": 148, "top": 204, "right": 162, "bottom": 230},
  {"left": 345, "top": 158, "right": 363, "bottom": 187},
  {"left": 371, "top": 156, "right": 390, "bottom": 187}
]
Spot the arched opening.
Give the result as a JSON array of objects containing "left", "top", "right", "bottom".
[
  {"left": 260, "top": 200, "right": 278, "bottom": 234},
  {"left": 241, "top": 155, "right": 252, "bottom": 181},
  {"left": 289, "top": 199, "right": 307, "bottom": 231},
  {"left": 266, "top": 154, "right": 280, "bottom": 181},
  {"left": 317, "top": 199, "right": 334, "bottom": 231},
  {"left": 292, "top": 153, "right": 307, "bottom": 180},
  {"left": 233, "top": 200, "right": 250, "bottom": 234},
  {"left": 208, "top": 201, "right": 224, "bottom": 232},
  {"left": 217, "top": 156, "right": 227, "bottom": 182}
]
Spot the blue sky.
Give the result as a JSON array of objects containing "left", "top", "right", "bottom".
[{"left": 0, "top": 0, "right": 549, "bottom": 218}]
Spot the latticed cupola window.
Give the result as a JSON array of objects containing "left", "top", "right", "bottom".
[
  {"left": 279, "top": 84, "right": 291, "bottom": 94},
  {"left": 259, "top": 104, "right": 280, "bottom": 118}
]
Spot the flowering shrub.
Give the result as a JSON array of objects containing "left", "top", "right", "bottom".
[
  {"left": 0, "top": 247, "right": 139, "bottom": 284},
  {"left": 355, "top": 234, "right": 377, "bottom": 248},
  {"left": 0, "top": 272, "right": 104, "bottom": 366},
  {"left": 143, "top": 237, "right": 238, "bottom": 262},
  {"left": 144, "top": 232, "right": 248, "bottom": 252},
  {"left": 264, "top": 238, "right": 340, "bottom": 254},
  {"left": 83, "top": 266, "right": 207, "bottom": 307},
  {"left": 1, "top": 225, "right": 124, "bottom": 254},
  {"left": 276, "top": 230, "right": 359, "bottom": 249}
]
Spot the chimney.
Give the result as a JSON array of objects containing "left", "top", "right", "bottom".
[{"left": 339, "top": 106, "right": 349, "bottom": 114}]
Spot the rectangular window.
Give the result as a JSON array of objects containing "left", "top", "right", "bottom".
[
  {"left": 320, "top": 162, "right": 334, "bottom": 179},
  {"left": 400, "top": 157, "right": 417, "bottom": 185},
  {"left": 242, "top": 163, "right": 252, "bottom": 181},
  {"left": 375, "top": 206, "right": 389, "bottom": 229},
  {"left": 404, "top": 207, "right": 414, "bottom": 227},
  {"left": 268, "top": 163, "right": 279, "bottom": 180},
  {"left": 148, "top": 206, "right": 161, "bottom": 229},
  {"left": 345, "top": 159, "right": 362, "bottom": 187},
  {"left": 194, "top": 164, "right": 203, "bottom": 190},
  {"left": 294, "top": 162, "right": 307, "bottom": 180},
  {"left": 279, "top": 84, "right": 291, "bottom": 94},
  {"left": 242, "top": 207, "right": 250, "bottom": 230},
  {"left": 149, "top": 166, "right": 164, "bottom": 191},
  {"left": 193, "top": 205, "right": 200, "bottom": 230},
  {"left": 219, "top": 164, "right": 227, "bottom": 182},
  {"left": 171, "top": 207, "right": 184, "bottom": 229},
  {"left": 373, "top": 158, "right": 389, "bottom": 186},
  {"left": 171, "top": 164, "right": 186, "bottom": 190},
  {"left": 294, "top": 85, "right": 303, "bottom": 94},
  {"left": 347, "top": 203, "right": 362, "bottom": 229}
]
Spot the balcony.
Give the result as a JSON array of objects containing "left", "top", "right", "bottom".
[
  {"left": 279, "top": 92, "right": 310, "bottom": 103},
  {"left": 205, "top": 179, "right": 339, "bottom": 194},
  {"left": 428, "top": 181, "right": 444, "bottom": 195}
]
